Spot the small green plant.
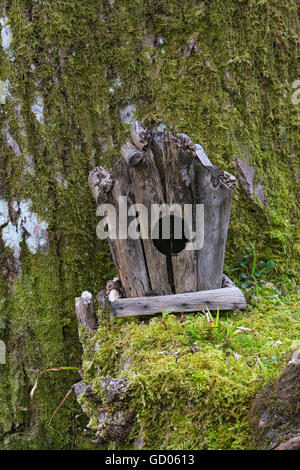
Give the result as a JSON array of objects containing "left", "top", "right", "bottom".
[
  {"left": 255, "top": 356, "right": 274, "bottom": 376},
  {"left": 223, "top": 318, "right": 237, "bottom": 337},
  {"left": 199, "top": 307, "right": 254, "bottom": 347},
  {"left": 239, "top": 243, "right": 276, "bottom": 294},
  {"left": 162, "top": 308, "right": 174, "bottom": 318},
  {"left": 203, "top": 306, "right": 220, "bottom": 327},
  {"left": 159, "top": 308, "right": 174, "bottom": 330},
  {"left": 185, "top": 318, "right": 203, "bottom": 342}
]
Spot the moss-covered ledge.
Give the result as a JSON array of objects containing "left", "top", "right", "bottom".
[{"left": 74, "top": 285, "right": 300, "bottom": 450}]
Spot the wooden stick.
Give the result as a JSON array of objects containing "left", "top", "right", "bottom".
[
  {"left": 130, "top": 120, "right": 148, "bottom": 151},
  {"left": 121, "top": 139, "right": 144, "bottom": 167},
  {"left": 75, "top": 292, "right": 97, "bottom": 331},
  {"left": 110, "top": 286, "right": 247, "bottom": 317},
  {"left": 88, "top": 166, "right": 114, "bottom": 204}
]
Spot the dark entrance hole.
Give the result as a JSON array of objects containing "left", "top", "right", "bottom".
[{"left": 152, "top": 215, "right": 188, "bottom": 256}]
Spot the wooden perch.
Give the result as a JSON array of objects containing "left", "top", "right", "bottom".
[
  {"left": 128, "top": 142, "right": 172, "bottom": 295},
  {"left": 88, "top": 166, "right": 114, "bottom": 204},
  {"left": 75, "top": 291, "right": 97, "bottom": 331},
  {"left": 121, "top": 139, "right": 144, "bottom": 167},
  {"left": 110, "top": 286, "right": 247, "bottom": 317}
]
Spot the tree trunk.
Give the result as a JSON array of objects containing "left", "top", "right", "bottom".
[{"left": 0, "top": 0, "right": 298, "bottom": 450}]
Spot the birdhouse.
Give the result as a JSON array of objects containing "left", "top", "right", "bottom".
[{"left": 89, "top": 122, "right": 246, "bottom": 317}]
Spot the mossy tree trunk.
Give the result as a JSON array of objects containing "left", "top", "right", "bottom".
[{"left": 0, "top": 0, "right": 299, "bottom": 449}]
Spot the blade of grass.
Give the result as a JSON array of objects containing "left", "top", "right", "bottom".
[
  {"left": 30, "top": 366, "right": 79, "bottom": 400},
  {"left": 215, "top": 306, "right": 220, "bottom": 327},
  {"left": 49, "top": 388, "right": 73, "bottom": 425}
]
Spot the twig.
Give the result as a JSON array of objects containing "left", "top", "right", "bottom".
[{"left": 48, "top": 388, "right": 73, "bottom": 426}]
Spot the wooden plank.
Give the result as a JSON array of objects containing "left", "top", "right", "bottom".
[
  {"left": 109, "top": 159, "right": 151, "bottom": 298},
  {"left": 151, "top": 133, "right": 197, "bottom": 293},
  {"left": 111, "top": 286, "right": 247, "bottom": 317},
  {"left": 169, "top": 136, "right": 198, "bottom": 293},
  {"left": 88, "top": 163, "right": 151, "bottom": 298},
  {"left": 193, "top": 148, "right": 235, "bottom": 291},
  {"left": 127, "top": 147, "right": 172, "bottom": 295}
]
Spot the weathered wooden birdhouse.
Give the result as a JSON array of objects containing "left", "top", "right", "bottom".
[{"left": 89, "top": 122, "right": 246, "bottom": 317}]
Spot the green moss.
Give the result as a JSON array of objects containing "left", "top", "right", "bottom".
[
  {"left": 79, "top": 284, "right": 299, "bottom": 450},
  {"left": 0, "top": 0, "right": 299, "bottom": 449}
]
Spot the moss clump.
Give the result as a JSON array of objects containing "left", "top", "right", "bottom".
[{"left": 79, "top": 282, "right": 300, "bottom": 450}]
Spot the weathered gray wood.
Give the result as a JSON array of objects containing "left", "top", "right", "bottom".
[
  {"left": 75, "top": 292, "right": 97, "bottom": 331},
  {"left": 89, "top": 124, "right": 239, "bottom": 299},
  {"left": 222, "top": 274, "right": 237, "bottom": 288},
  {"left": 194, "top": 156, "right": 234, "bottom": 290},
  {"left": 194, "top": 143, "right": 214, "bottom": 167},
  {"left": 88, "top": 162, "right": 151, "bottom": 298},
  {"left": 121, "top": 139, "right": 144, "bottom": 167},
  {"left": 109, "top": 159, "right": 151, "bottom": 297},
  {"left": 127, "top": 147, "right": 172, "bottom": 295},
  {"left": 169, "top": 135, "right": 198, "bottom": 293},
  {"left": 130, "top": 120, "right": 149, "bottom": 151},
  {"left": 111, "top": 286, "right": 247, "bottom": 317},
  {"left": 150, "top": 131, "right": 236, "bottom": 294},
  {"left": 151, "top": 132, "right": 197, "bottom": 293},
  {"left": 88, "top": 166, "right": 114, "bottom": 205}
]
